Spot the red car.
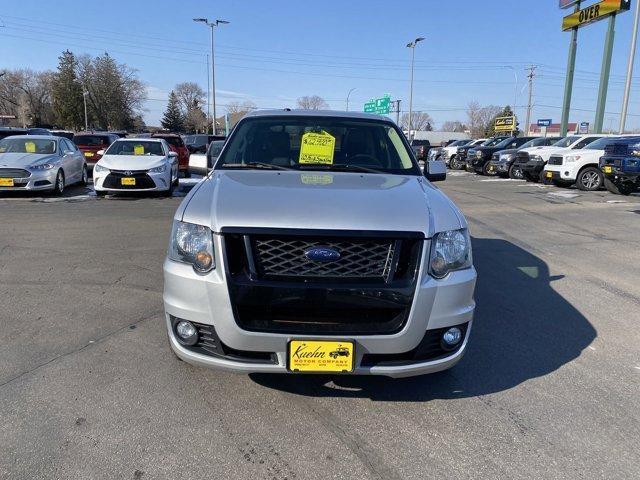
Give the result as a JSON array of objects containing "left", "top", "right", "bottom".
[
  {"left": 151, "top": 133, "right": 190, "bottom": 177},
  {"left": 72, "top": 132, "right": 120, "bottom": 168}
]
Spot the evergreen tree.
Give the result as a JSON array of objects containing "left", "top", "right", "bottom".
[
  {"left": 51, "top": 51, "right": 85, "bottom": 129},
  {"left": 161, "top": 91, "right": 184, "bottom": 132}
]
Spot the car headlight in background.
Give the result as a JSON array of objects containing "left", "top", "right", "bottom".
[
  {"left": 169, "top": 221, "right": 215, "bottom": 273},
  {"left": 29, "top": 163, "right": 55, "bottom": 170},
  {"left": 499, "top": 154, "right": 513, "bottom": 162},
  {"left": 429, "top": 229, "right": 472, "bottom": 279},
  {"left": 530, "top": 155, "right": 543, "bottom": 162},
  {"left": 149, "top": 164, "right": 166, "bottom": 173},
  {"left": 564, "top": 155, "right": 581, "bottom": 163},
  {"left": 475, "top": 151, "right": 483, "bottom": 158},
  {"left": 94, "top": 163, "right": 109, "bottom": 173}
]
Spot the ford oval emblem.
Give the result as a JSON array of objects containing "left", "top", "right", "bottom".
[{"left": 304, "top": 247, "right": 341, "bottom": 263}]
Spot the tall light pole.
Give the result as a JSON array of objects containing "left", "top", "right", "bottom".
[
  {"left": 406, "top": 37, "right": 424, "bottom": 140},
  {"left": 194, "top": 18, "right": 229, "bottom": 134},
  {"left": 620, "top": 0, "right": 640, "bottom": 133},
  {"left": 82, "top": 90, "right": 89, "bottom": 131},
  {"left": 346, "top": 88, "right": 356, "bottom": 111}
]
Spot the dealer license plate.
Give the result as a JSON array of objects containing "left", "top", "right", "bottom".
[
  {"left": 545, "top": 171, "right": 553, "bottom": 179},
  {"left": 603, "top": 166, "right": 612, "bottom": 174},
  {"left": 288, "top": 340, "right": 354, "bottom": 373},
  {"left": 0, "top": 178, "right": 15, "bottom": 187},
  {"left": 84, "top": 152, "right": 94, "bottom": 157},
  {"left": 121, "top": 177, "right": 136, "bottom": 186}
]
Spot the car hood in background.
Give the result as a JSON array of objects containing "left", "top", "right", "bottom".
[
  {"left": 0, "top": 152, "right": 57, "bottom": 168},
  {"left": 97, "top": 155, "right": 167, "bottom": 171},
  {"left": 180, "top": 170, "right": 465, "bottom": 237}
]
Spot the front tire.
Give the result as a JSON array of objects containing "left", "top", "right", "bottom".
[
  {"left": 604, "top": 177, "right": 637, "bottom": 195},
  {"left": 80, "top": 165, "right": 88, "bottom": 186},
  {"left": 576, "top": 167, "right": 603, "bottom": 191},
  {"left": 53, "top": 170, "right": 65, "bottom": 195},
  {"left": 482, "top": 162, "right": 494, "bottom": 176},
  {"left": 509, "top": 163, "right": 524, "bottom": 179}
]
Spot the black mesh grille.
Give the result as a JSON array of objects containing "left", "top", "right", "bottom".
[
  {"left": 548, "top": 155, "right": 563, "bottom": 166},
  {"left": 253, "top": 237, "right": 395, "bottom": 281},
  {"left": 513, "top": 152, "right": 530, "bottom": 165},
  {"left": 0, "top": 168, "right": 31, "bottom": 179},
  {"left": 604, "top": 144, "right": 629, "bottom": 156},
  {"left": 103, "top": 170, "right": 155, "bottom": 189}
]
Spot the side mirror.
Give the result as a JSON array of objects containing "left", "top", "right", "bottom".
[
  {"left": 424, "top": 159, "right": 447, "bottom": 182},
  {"left": 188, "top": 153, "right": 210, "bottom": 176},
  {"left": 168, "top": 151, "right": 178, "bottom": 159},
  {"left": 96, "top": 149, "right": 105, "bottom": 156}
]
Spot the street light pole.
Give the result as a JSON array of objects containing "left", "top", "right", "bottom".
[
  {"left": 406, "top": 37, "right": 424, "bottom": 140},
  {"left": 346, "top": 88, "right": 356, "bottom": 111},
  {"left": 194, "top": 18, "right": 229, "bottom": 134},
  {"left": 620, "top": 0, "right": 640, "bottom": 133},
  {"left": 82, "top": 91, "right": 88, "bottom": 130}
]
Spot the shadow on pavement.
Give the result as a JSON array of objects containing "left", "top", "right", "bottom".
[{"left": 250, "top": 237, "right": 597, "bottom": 401}]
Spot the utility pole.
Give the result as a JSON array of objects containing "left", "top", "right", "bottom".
[
  {"left": 395, "top": 100, "right": 401, "bottom": 125},
  {"left": 620, "top": 0, "right": 640, "bottom": 134},
  {"left": 206, "top": 54, "right": 211, "bottom": 134},
  {"left": 560, "top": 1, "right": 581, "bottom": 137},
  {"left": 594, "top": 14, "right": 617, "bottom": 133},
  {"left": 406, "top": 37, "right": 425, "bottom": 139},
  {"left": 82, "top": 90, "right": 89, "bottom": 131},
  {"left": 524, "top": 65, "right": 536, "bottom": 138}
]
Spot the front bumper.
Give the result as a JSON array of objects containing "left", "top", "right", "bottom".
[
  {"left": 163, "top": 235, "right": 476, "bottom": 378},
  {"left": 0, "top": 169, "right": 57, "bottom": 191},
  {"left": 488, "top": 160, "right": 509, "bottom": 174},
  {"left": 544, "top": 164, "right": 575, "bottom": 182},
  {"left": 93, "top": 169, "right": 171, "bottom": 192}
]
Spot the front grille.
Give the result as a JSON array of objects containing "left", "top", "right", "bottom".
[
  {"left": 222, "top": 229, "right": 423, "bottom": 335},
  {"left": 253, "top": 237, "right": 395, "bottom": 281},
  {"left": 0, "top": 168, "right": 31, "bottom": 179},
  {"left": 103, "top": 170, "right": 155, "bottom": 189},
  {"left": 604, "top": 144, "right": 629, "bottom": 155},
  {"left": 548, "top": 155, "right": 563, "bottom": 166},
  {"left": 513, "top": 152, "right": 530, "bottom": 165}
]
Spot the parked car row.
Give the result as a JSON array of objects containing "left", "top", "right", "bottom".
[{"left": 439, "top": 133, "right": 640, "bottom": 195}]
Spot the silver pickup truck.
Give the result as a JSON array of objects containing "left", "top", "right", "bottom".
[{"left": 163, "top": 110, "right": 475, "bottom": 378}]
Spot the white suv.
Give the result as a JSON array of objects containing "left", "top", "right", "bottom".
[{"left": 543, "top": 136, "right": 619, "bottom": 190}]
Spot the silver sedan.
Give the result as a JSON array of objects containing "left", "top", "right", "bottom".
[{"left": 0, "top": 135, "right": 87, "bottom": 194}]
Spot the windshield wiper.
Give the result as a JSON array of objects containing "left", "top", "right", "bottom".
[
  {"left": 222, "top": 162, "right": 293, "bottom": 171},
  {"left": 323, "top": 164, "right": 385, "bottom": 174}
]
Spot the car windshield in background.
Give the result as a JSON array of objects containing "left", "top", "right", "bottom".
[
  {"left": 73, "top": 135, "right": 110, "bottom": 146},
  {"left": 451, "top": 140, "right": 469, "bottom": 146},
  {"left": 580, "top": 137, "right": 618, "bottom": 150},
  {"left": 482, "top": 138, "right": 503, "bottom": 147},
  {"left": 184, "top": 135, "right": 202, "bottom": 145},
  {"left": 493, "top": 138, "right": 515, "bottom": 149},
  {"left": 519, "top": 139, "right": 540, "bottom": 149},
  {"left": 0, "top": 138, "right": 56, "bottom": 154},
  {"left": 216, "top": 117, "right": 419, "bottom": 174},
  {"left": 553, "top": 136, "right": 580, "bottom": 148},
  {"left": 154, "top": 136, "right": 183, "bottom": 147},
  {"left": 208, "top": 140, "right": 225, "bottom": 157},
  {"left": 105, "top": 141, "right": 165, "bottom": 156}
]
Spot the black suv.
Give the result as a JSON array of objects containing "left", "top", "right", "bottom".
[
  {"left": 600, "top": 136, "right": 640, "bottom": 195},
  {"left": 466, "top": 137, "right": 534, "bottom": 175},
  {"left": 488, "top": 137, "right": 562, "bottom": 178},
  {"left": 184, "top": 134, "right": 226, "bottom": 154}
]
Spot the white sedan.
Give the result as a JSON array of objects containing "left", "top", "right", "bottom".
[{"left": 93, "top": 138, "right": 179, "bottom": 196}]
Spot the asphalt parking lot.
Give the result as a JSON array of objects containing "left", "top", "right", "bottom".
[{"left": 2, "top": 174, "right": 639, "bottom": 480}]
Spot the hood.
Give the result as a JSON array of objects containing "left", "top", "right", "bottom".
[
  {"left": 520, "top": 145, "right": 562, "bottom": 154},
  {"left": 0, "top": 152, "right": 57, "bottom": 168},
  {"left": 496, "top": 148, "right": 519, "bottom": 156},
  {"left": 180, "top": 170, "right": 465, "bottom": 237},
  {"left": 97, "top": 154, "right": 167, "bottom": 171}
]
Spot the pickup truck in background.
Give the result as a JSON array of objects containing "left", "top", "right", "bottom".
[
  {"left": 600, "top": 136, "right": 640, "bottom": 195},
  {"left": 488, "top": 137, "right": 561, "bottom": 178}
]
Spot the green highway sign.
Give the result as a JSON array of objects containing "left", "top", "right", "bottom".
[{"left": 364, "top": 94, "right": 391, "bottom": 114}]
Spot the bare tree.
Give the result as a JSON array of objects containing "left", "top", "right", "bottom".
[
  {"left": 440, "top": 121, "right": 467, "bottom": 132},
  {"left": 0, "top": 69, "right": 55, "bottom": 127},
  {"left": 174, "top": 82, "right": 206, "bottom": 113},
  {"left": 466, "top": 101, "right": 501, "bottom": 138},
  {"left": 224, "top": 100, "right": 257, "bottom": 129},
  {"left": 297, "top": 95, "right": 329, "bottom": 110},
  {"left": 400, "top": 112, "right": 433, "bottom": 131}
]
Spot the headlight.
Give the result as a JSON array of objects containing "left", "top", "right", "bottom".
[
  {"left": 30, "top": 163, "right": 55, "bottom": 170},
  {"left": 443, "top": 151, "right": 450, "bottom": 159},
  {"left": 564, "top": 155, "right": 580, "bottom": 163},
  {"left": 429, "top": 229, "right": 472, "bottom": 279},
  {"left": 499, "top": 154, "right": 512, "bottom": 162},
  {"left": 530, "top": 155, "right": 542, "bottom": 162},
  {"left": 168, "top": 221, "right": 215, "bottom": 273},
  {"left": 631, "top": 150, "right": 640, "bottom": 157},
  {"left": 94, "top": 164, "right": 109, "bottom": 173},
  {"left": 475, "top": 151, "right": 483, "bottom": 158},
  {"left": 149, "top": 164, "right": 166, "bottom": 173}
]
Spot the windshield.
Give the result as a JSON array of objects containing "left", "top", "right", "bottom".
[
  {"left": 493, "top": 138, "right": 515, "bottom": 149},
  {"left": 216, "top": 116, "right": 420, "bottom": 174},
  {"left": 450, "top": 140, "right": 469, "bottom": 147},
  {"left": 0, "top": 137, "right": 57, "bottom": 154},
  {"left": 184, "top": 135, "right": 205, "bottom": 145},
  {"left": 583, "top": 137, "right": 618, "bottom": 150},
  {"left": 552, "top": 136, "right": 579, "bottom": 148},
  {"left": 105, "top": 141, "right": 165, "bottom": 156},
  {"left": 73, "top": 135, "right": 111, "bottom": 146},
  {"left": 482, "top": 138, "right": 503, "bottom": 147}
]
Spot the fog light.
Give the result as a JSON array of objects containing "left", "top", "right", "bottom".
[
  {"left": 441, "top": 327, "right": 463, "bottom": 351},
  {"left": 194, "top": 251, "right": 213, "bottom": 272},
  {"left": 175, "top": 320, "right": 198, "bottom": 345}
]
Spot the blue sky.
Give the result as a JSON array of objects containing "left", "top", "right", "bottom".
[{"left": 1, "top": 0, "right": 640, "bottom": 130}]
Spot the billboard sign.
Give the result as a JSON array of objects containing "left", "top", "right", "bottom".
[
  {"left": 562, "top": 0, "right": 630, "bottom": 31},
  {"left": 579, "top": 122, "right": 590, "bottom": 133},
  {"left": 537, "top": 119, "right": 553, "bottom": 127},
  {"left": 494, "top": 116, "right": 516, "bottom": 132}
]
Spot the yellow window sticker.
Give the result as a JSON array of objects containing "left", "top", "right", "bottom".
[
  {"left": 25, "top": 141, "right": 36, "bottom": 153},
  {"left": 299, "top": 131, "right": 335, "bottom": 165},
  {"left": 133, "top": 144, "right": 145, "bottom": 155}
]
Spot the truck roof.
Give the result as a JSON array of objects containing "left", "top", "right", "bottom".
[{"left": 244, "top": 109, "right": 391, "bottom": 122}]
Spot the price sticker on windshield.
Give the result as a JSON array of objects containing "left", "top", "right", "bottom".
[
  {"left": 133, "top": 144, "right": 145, "bottom": 155},
  {"left": 25, "top": 141, "right": 36, "bottom": 153},
  {"left": 299, "top": 131, "right": 335, "bottom": 165}
]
